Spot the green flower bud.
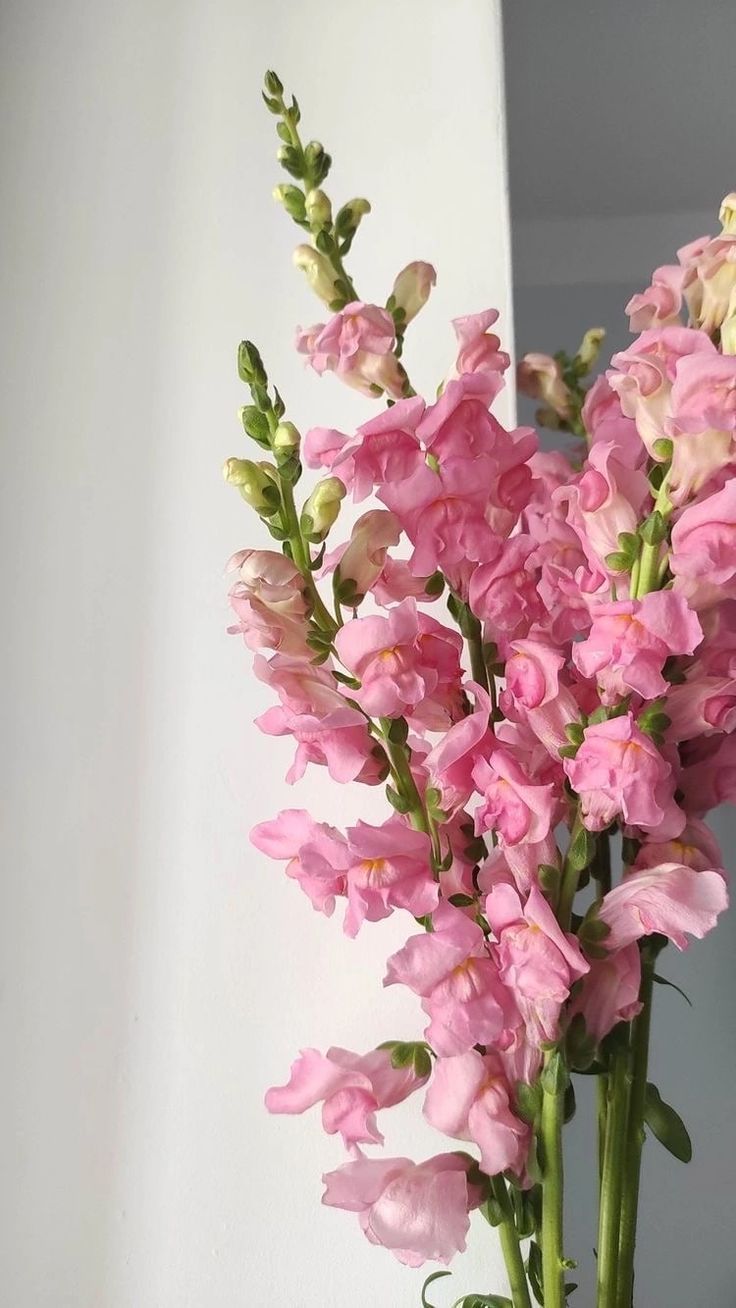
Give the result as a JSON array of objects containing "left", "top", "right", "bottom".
[
  {"left": 223, "top": 459, "right": 280, "bottom": 515},
  {"left": 305, "top": 188, "right": 332, "bottom": 229},
  {"left": 576, "top": 326, "right": 606, "bottom": 370},
  {"left": 301, "top": 476, "right": 346, "bottom": 540},
  {"left": 272, "top": 184, "right": 306, "bottom": 223},
  {"left": 273, "top": 421, "right": 300, "bottom": 453},
  {"left": 720, "top": 191, "right": 736, "bottom": 235}
]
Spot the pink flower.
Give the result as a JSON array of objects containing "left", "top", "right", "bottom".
[
  {"left": 384, "top": 902, "right": 516, "bottom": 1056},
  {"left": 255, "top": 656, "right": 384, "bottom": 785},
  {"left": 250, "top": 808, "right": 350, "bottom": 915},
  {"left": 564, "top": 714, "right": 684, "bottom": 836},
  {"left": 473, "top": 748, "right": 557, "bottom": 846},
  {"left": 679, "top": 733, "right": 736, "bottom": 813},
  {"left": 679, "top": 228, "right": 736, "bottom": 334},
  {"left": 501, "top": 639, "right": 582, "bottom": 757},
  {"left": 556, "top": 441, "right": 650, "bottom": 576},
  {"left": 450, "top": 308, "right": 510, "bottom": 381},
  {"left": 419, "top": 374, "right": 532, "bottom": 466},
  {"left": 321, "top": 1152, "right": 481, "bottom": 1267},
  {"left": 380, "top": 456, "right": 503, "bottom": 576},
  {"left": 633, "top": 818, "right": 724, "bottom": 874},
  {"left": 609, "top": 326, "right": 716, "bottom": 450},
  {"left": 266, "top": 1045, "right": 428, "bottom": 1146},
  {"left": 598, "top": 863, "right": 728, "bottom": 950},
  {"left": 334, "top": 398, "right": 425, "bottom": 502},
  {"left": 517, "top": 352, "right": 572, "bottom": 420},
  {"left": 670, "top": 352, "right": 736, "bottom": 433},
  {"left": 582, "top": 375, "right": 646, "bottom": 468},
  {"left": 479, "top": 836, "right": 561, "bottom": 898},
  {"left": 665, "top": 671, "right": 736, "bottom": 741},
  {"left": 322, "top": 510, "right": 402, "bottom": 602},
  {"left": 468, "top": 536, "right": 543, "bottom": 640},
  {"left": 424, "top": 683, "right": 494, "bottom": 813},
  {"left": 302, "top": 425, "right": 349, "bottom": 472},
  {"left": 671, "top": 480, "right": 736, "bottom": 608},
  {"left": 625, "top": 265, "right": 685, "bottom": 332},
  {"left": 343, "top": 817, "right": 437, "bottom": 936},
  {"left": 334, "top": 598, "right": 463, "bottom": 727},
  {"left": 227, "top": 549, "right": 309, "bottom": 656},
  {"left": 569, "top": 944, "right": 642, "bottom": 1043},
  {"left": 424, "top": 1050, "right": 529, "bottom": 1179},
  {"left": 484, "top": 884, "right": 588, "bottom": 1042},
  {"left": 572, "top": 592, "right": 703, "bottom": 704},
  {"left": 297, "top": 301, "right": 404, "bottom": 398}
]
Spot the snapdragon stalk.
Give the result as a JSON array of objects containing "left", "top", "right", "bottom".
[
  {"left": 540, "top": 1051, "right": 567, "bottom": 1308},
  {"left": 490, "top": 1176, "right": 533, "bottom": 1308}
]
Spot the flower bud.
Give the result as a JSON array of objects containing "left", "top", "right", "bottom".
[
  {"left": 223, "top": 459, "right": 280, "bottom": 515},
  {"left": 576, "top": 326, "right": 606, "bottom": 371},
  {"left": 273, "top": 421, "right": 300, "bottom": 453},
  {"left": 391, "top": 261, "right": 437, "bottom": 325},
  {"left": 305, "top": 189, "right": 332, "bottom": 229},
  {"left": 720, "top": 192, "right": 736, "bottom": 235},
  {"left": 273, "top": 184, "right": 306, "bottom": 223},
  {"left": 301, "top": 476, "right": 346, "bottom": 540},
  {"left": 517, "top": 353, "right": 572, "bottom": 420},
  {"left": 292, "top": 244, "right": 340, "bottom": 306}
]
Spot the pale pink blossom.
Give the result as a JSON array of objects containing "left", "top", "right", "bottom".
[
  {"left": 379, "top": 456, "right": 507, "bottom": 576},
  {"left": 450, "top": 308, "right": 510, "bottom": 381},
  {"left": 297, "top": 301, "right": 404, "bottom": 398},
  {"left": 555, "top": 441, "right": 650, "bottom": 577},
  {"left": 424, "top": 1050, "right": 529, "bottom": 1179},
  {"left": 334, "top": 598, "right": 463, "bottom": 727},
  {"left": 266, "top": 1045, "right": 428, "bottom": 1146},
  {"left": 424, "top": 683, "right": 494, "bottom": 814},
  {"left": 572, "top": 592, "right": 703, "bottom": 704},
  {"left": 564, "top": 714, "right": 684, "bottom": 836},
  {"left": 484, "top": 884, "right": 588, "bottom": 1041},
  {"left": 582, "top": 375, "right": 647, "bottom": 467},
  {"left": 502, "top": 638, "right": 582, "bottom": 757},
  {"left": 608, "top": 326, "right": 716, "bottom": 450},
  {"left": 625, "top": 265, "right": 685, "bottom": 332},
  {"left": 598, "top": 863, "right": 728, "bottom": 950},
  {"left": 665, "top": 671, "right": 736, "bottom": 740},
  {"left": 322, "top": 510, "right": 402, "bottom": 601},
  {"left": 679, "top": 733, "right": 736, "bottom": 814},
  {"left": 227, "top": 549, "right": 309, "bottom": 656},
  {"left": 384, "top": 902, "right": 516, "bottom": 1056},
  {"left": 334, "top": 397, "right": 425, "bottom": 502},
  {"left": 321, "top": 1152, "right": 481, "bottom": 1267},
  {"left": 569, "top": 944, "right": 642, "bottom": 1043},
  {"left": 671, "top": 479, "right": 736, "bottom": 608},
  {"left": 468, "top": 536, "right": 543, "bottom": 639},
  {"left": 633, "top": 818, "right": 724, "bottom": 874}
]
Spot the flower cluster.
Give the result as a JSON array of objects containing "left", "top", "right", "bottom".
[{"left": 228, "top": 72, "right": 732, "bottom": 1308}]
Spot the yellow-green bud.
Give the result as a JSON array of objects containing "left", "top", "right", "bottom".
[
  {"left": 720, "top": 192, "right": 736, "bottom": 235},
  {"left": 576, "top": 326, "right": 606, "bottom": 370},
  {"left": 343, "top": 198, "right": 371, "bottom": 223},
  {"left": 223, "top": 459, "right": 280, "bottom": 514},
  {"left": 391, "top": 261, "right": 437, "bottom": 325},
  {"left": 292, "top": 244, "right": 340, "bottom": 306},
  {"left": 274, "top": 421, "right": 300, "bottom": 453},
  {"left": 301, "top": 476, "right": 346, "bottom": 540},
  {"left": 273, "top": 184, "right": 306, "bottom": 223},
  {"left": 305, "top": 189, "right": 332, "bottom": 229}
]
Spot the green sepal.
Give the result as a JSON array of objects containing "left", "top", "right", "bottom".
[
  {"left": 526, "top": 1240, "right": 544, "bottom": 1306},
  {"left": 640, "top": 508, "right": 668, "bottom": 546},
  {"left": 541, "top": 1048, "right": 569, "bottom": 1096},
  {"left": 566, "top": 825, "right": 595, "bottom": 873},
  {"left": 515, "top": 1079, "right": 542, "bottom": 1124},
  {"left": 386, "top": 784, "right": 411, "bottom": 814}
]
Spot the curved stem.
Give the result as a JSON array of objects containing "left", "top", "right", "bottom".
[
  {"left": 540, "top": 1057, "right": 566, "bottom": 1308},
  {"left": 596, "top": 1045, "right": 630, "bottom": 1306},
  {"left": 491, "top": 1177, "right": 533, "bottom": 1308},
  {"left": 616, "top": 954, "right": 655, "bottom": 1308}
]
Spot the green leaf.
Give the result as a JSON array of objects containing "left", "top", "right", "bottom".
[
  {"left": 605, "top": 550, "right": 632, "bottom": 574},
  {"left": 538, "top": 863, "right": 561, "bottom": 895},
  {"left": 386, "top": 784, "right": 410, "bottom": 814},
  {"left": 566, "top": 825, "right": 595, "bottom": 873},
  {"left": 541, "top": 1049, "right": 569, "bottom": 1097},
  {"left": 479, "top": 1195, "right": 504, "bottom": 1228},
  {"left": 421, "top": 1270, "right": 452, "bottom": 1308},
  {"left": 644, "top": 1082, "right": 692, "bottom": 1162},
  {"left": 452, "top": 1297, "right": 513, "bottom": 1308},
  {"left": 425, "top": 570, "right": 445, "bottom": 597},
  {"left": 387, "top": 716, "right": 409, "bottom": 746},
  {"left": 515, "top": 1079, "right": 542, "bottom": 1124},
  {"left": 652, "top": 973, "right": 693, "bottom": 1007},
  {"left": 448, "top": 893, "right": 476, "bottom": 908},
  {"left": 527, "top": 1240, "right": 545, "bottom": 1306}
]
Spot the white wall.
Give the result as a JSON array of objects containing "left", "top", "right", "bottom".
[{"left": 0, "top": 3, "right": 514, "bottom": 1305}]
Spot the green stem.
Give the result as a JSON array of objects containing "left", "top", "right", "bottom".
[
  {"left": 596, "top": 1072, "right": 608, "bottom": 1187},
  {"left": 557, "top": 810, "right": 590, "bottom": 929},
  {"left": 540, "top": 1057, "right": 566, "bottom": 1308},
  {"left": 277, "top": 475, "right": 336, "bottom": 634},
  {"left": 465, "top": 609, "right": 489, "bottom": 693},
  {"left": 596, "top": 1045, "right": 630, "bottom": 1307},
  {"left": 491, "top": 1177, "right": 533, "bottom": 1308},
  {"left": 616, "top": 954, "right": 655, "bottom": 1308}
]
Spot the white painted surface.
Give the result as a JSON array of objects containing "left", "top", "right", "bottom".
[{"left": 0, "top": 3, "right": 513, "bottom": 1304}]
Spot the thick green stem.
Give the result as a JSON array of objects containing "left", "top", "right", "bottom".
[
  {"left": 616, "top": 954, "right": 655, "bottom": 1307},
  {"left": 540, "top": 1059, "right": 566, "bottom": 1308},
  {"left": 596, "top": 1045, "right": 630, "bottom": 1306},
  {"left": 491, "top": 1177, "right": 533, "bottom": 1308},
  {"left": 557, "top": 810, "right": 590, "bottom": 929}
]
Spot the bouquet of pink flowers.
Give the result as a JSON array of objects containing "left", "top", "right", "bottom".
[{"left": 224, "top": 71, "right": 735, "bottom": 1307}]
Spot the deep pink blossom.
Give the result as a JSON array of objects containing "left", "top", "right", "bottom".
[
  {"left": 251, "top": 808, "right": 350, "bottom": 915},
  {"left": 334, "top": 598, "right": 463, "bottom": 726},
  {"left": 343, "top": 817, "right": 437, "bottom": 936},
  {"left": 424, "top": 1050, "right": 529, "bottom": 1179},
  {"left": 321, "top": 1152, "right": 482, "bottom": 1267},
  {"left": 266, "top": 1045, "right": 428, "bottom": 1146},
  {"left": 297, "top": 301, "right": 404, "bottom": 398},
  {"left": 598, "top": 863, "right": 728, "bottom": 950},
  {"left": 564, "top": 714, "right": 684, "bottom": 836},
  {"left": 384, "top": 902, "right": 516, "bottom": 1056},
  {"left": 468, "top": 536, "right": 543, "bottom": 639}
]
